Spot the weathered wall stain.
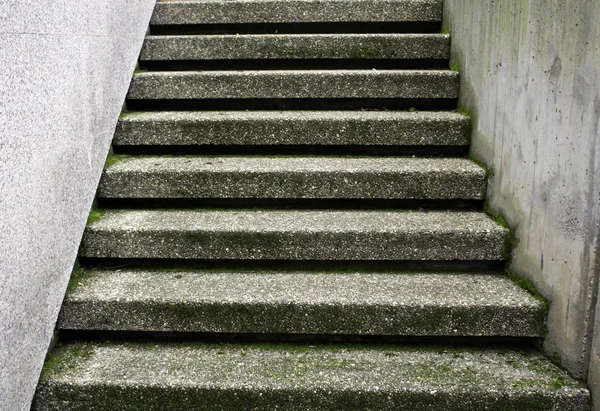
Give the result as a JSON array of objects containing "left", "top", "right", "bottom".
[{"left": 444, "top": 0, "right": 600, "bottom": 405}]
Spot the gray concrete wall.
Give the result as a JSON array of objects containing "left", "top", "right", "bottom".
[
  {"left": 443, "top": 0, "right": 600, "bottom": 404},
  {"left": 0, "top": 1, "right": 155, "bottom": 409}
]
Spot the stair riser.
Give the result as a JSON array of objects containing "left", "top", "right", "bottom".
[
  {"left": 151, "top": 0, "right": 443, "bottom": 26},
  {"left": 81, "top": 231, "right": 507, "bottom": 260},
  {"left": 140, "top": 34, "right": 450, "bottom": 61},
  {"left": 58, "top": 300, "right": 544, "bottom": 337},
  {"left": 114, "top": 112, "right": 470, "bottom": 147},
  {"left": 98, "top": 170, "right": 485, "bottom": 200},
  {"left": 34, "top": 385, "right": 587, "bottom": 411},
  {"left": 127, "top": 71, "right": 459, "bottom": 100}
]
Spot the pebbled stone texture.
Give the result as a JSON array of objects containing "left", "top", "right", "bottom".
[
  {"left": 150, "top": 0, "right": 443, "bottom": 25},
  {"left": 127, "top": 70, "right": 460, "bottom": 100},
  {"left": 80, "top": 210, "right": 508, "bottom": 260},
  {"left": 33, "top": 342, "right": 590, "bottom": 411},
  {"left": 114, "top": 111, "right": 471, "bottom": 147},
  {"left": 98, "top": 157, "right": 486, "bottom": 200},
  {"left": 59, "top": 271, "right": 545, "bottom": 336},
  {"left": 140, "top": 34, "right": 450, "bottom": 61}
]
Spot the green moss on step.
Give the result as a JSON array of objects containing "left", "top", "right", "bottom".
[
  {"left": 39, "top": 345, "right": 93, "bottom": 384},
  {"left": 104, "top": 152, "right": 128, "bottom": 169},
  {"left": 441, "top": 23, "right": 450, "bottom": 35},
  {"left": 457, "top": 106, "right": 472, "bottom": 122},
  {"left": 66, "top": 267, "right": 89, "bottom": 294},
  {"left": 484, "top": 204, "right": 509, "bottom": 229},
  {"left": 484, "top": 204, "right": 516, "bottom": 259},
  {"left": 506, "top": 269, "right": 549, "bottom": 320},
  {"left": 363, "top": 47, "right": 376, "bottom": 57},
  {"left": 87, "top": 209, "right": 104, "bottom": 225},
  {"left": 548, "top": 353, "right": 562, "bottom": 367}
]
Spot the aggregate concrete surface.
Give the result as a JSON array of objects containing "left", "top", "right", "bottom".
[
  {"left": 140, "top": 33, "right": 450, "bottom": 61},
  {"left": 80, "top": 210, "right": 508, "bottom": 260},
  {"left": 151, "top": 0, "right": 442, "bottom": 25},
  {"left": 59, "top": 270, "right": 544, "bottom": 336},
  {"left": 114, "top": 110, "right": 471, "bottom": 146},
  {"left": 33, "top": 342, "right": 590, "bottom": 410},
  {"left": 127, "top": 70, "right": 460, "bottom": 100},
  {"left": 98, "top": 156, "right": 485, "bottom": 199}
]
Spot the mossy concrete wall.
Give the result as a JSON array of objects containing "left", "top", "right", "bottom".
[
  {"left": 0, "top": 1, "right": 155, "bottom": 409},
  {"left": 444, "top": 0, "right": 600, "bottom": 405}
]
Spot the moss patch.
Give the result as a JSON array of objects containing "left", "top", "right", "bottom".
[
  {"left": 66, "top": 267, "right": 89, "bottom": 294},
  {"left": 457, "top": 106, "right": 473, "bottom": 122},
  {"left": 485, "top": 204, "right": 516, "bottom": 259},
  {"left": 38, "top": 345, "right": 93, "bottom": 383},
  {"left": 506, "top": 269, "right": 549, "bottom": 319},
  {"left": 87, "top": 209, "right": 104, "bottom": 225},
  {"left": 468, "top": 155, "right": 490, "bottom": 180},
  {"left": 104, "top": 152, "right": 128, "bottom": 169},
  {"left": 484, "top": 203, "right": 509, "bottom": 229}
]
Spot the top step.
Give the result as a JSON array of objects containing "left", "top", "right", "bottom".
[{"left": 151, "top": 0, "right": 443, "bottom": 26}]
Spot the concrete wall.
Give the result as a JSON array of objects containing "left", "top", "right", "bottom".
[
  {"left": 443, "top": 0, "right": 600, "bottom": 403},
  {"left": 0, "top": 1, "right": 155, "bottom": 409}
]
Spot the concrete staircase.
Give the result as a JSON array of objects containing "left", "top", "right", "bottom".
[{"left": 33, "top": 0, "right": 590, "bottom": 409}]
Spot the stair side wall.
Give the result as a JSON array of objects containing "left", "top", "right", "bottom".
[
  {"left": 444, "top": 0, "right": 600, "bottom": 406},
  {"left": 0, "top": 1, "right": 155, "bottom": 410}
]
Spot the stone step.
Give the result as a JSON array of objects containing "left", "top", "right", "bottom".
[
  {"left": 98, "top": 157, "right": 485, "bottom": 200},
  {"left": 114, "top": 111, "right": 470, "bottom": 147},
  {"left": 34, "top": 342, "right": 590, "bottom": 411},
  {"left": 150, "top": 0, "right": 442, "bottom": 26},
  {"left": 59, "top": 270, "right": 544, "bottom": 336},
  {"left": 140, "top": 34, "right": 450, "bottom": 61},
  {"left": 80, "top": 210, "right": 508, "bottom": 260},
  {"left": 127, "top": 70, "right": 459, "bottom": 100}
]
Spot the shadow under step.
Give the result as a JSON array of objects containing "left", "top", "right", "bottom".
[{"left": 34, "top": 342, "right": 590, "bottom": 411}]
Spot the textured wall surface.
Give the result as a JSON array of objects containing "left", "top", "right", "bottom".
[
  {"left": 0, "top": 1, "right": 155, "bottom": 409},
  {"left": 444, "top": 0, "right": 600, "bottom": 404}
]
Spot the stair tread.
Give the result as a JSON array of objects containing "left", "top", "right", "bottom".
[
  {"left": 127, "top": 70, "right": 459, "bottom": 100},
  {"left": 98, "top": 156, "right": 485, "bottom": 200},
  {"left": 34, "top": 342, "right": 589, "bottom": 411},
  {"left": 140, "top": 33, "right": 450, "bottom": 61},
  {"left": 151, "top": 0, "right": 442, "bottom": 26},
  {"left": 80, "top": 210, "right": 507, "bottom": 260},
  {"left": 60, "top": 270, "right": 544, "bottom": 336},
  {"left": 114, "top": 110, "right": 471, "bottom": 147}
]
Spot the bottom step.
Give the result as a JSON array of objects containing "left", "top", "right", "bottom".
[{"left": 34, "top": 342, "right": 589, "bottom": 410}]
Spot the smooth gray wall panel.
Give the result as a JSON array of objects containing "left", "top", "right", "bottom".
[
  {"left": 0, "top": 1, "right": 155, "bottom": 410},
  {"left": 444, "top": 0, "right": 600, "bottom": 405}
]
